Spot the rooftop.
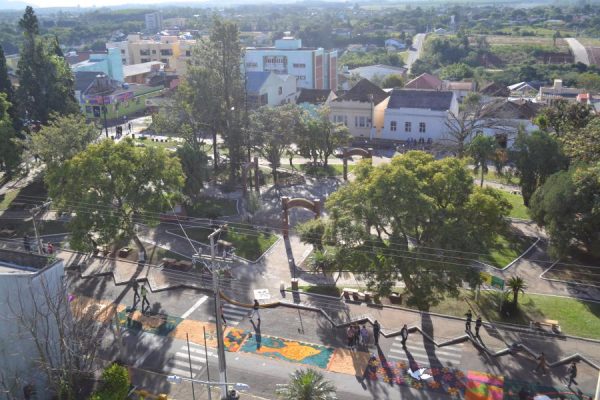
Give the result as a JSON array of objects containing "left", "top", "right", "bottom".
[
  {"left": 123, "top": 61, "right": 164, "bottom": 78},
  {"left": 388, "top": 89, "right": 454, "bottom": 111},
  {"left": 0, "top": 248, "right": 57, "bottom": 274},
  {"left": 404, "top": 73, "right": 443, "bottom": 90},
  {"left": 246, "top": 71, "right": 272, "bottom": 93},
  {"left": 297, "top": 88, "right": 333, "bottom": 104},
  {"left": 348, "top": 64, "right": 407, "bottom": 81},
  {"left": 334, "top": 78, "right": 388, "bottom": 105}
]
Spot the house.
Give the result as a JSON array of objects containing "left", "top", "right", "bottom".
[
  {"left": 123, "top": 61, "right": 165, "bottom": 84},
  {"left": 245, "top": 37, "right": 337, "bottom": 90},
  {"left": 0, "top": 248, "right": 65, "bottom": 399},
  {"left": 480, "top": 99, "right": 542, "bottom": 147},
  {"left": 479, "top": 82, "right": 510, "bottom": 99},
  {"left": 296, "top": 88, "right": 336, "bottom": 106},
  {"left": 379, "top": 89, "right": 458, "bottom": 142},
  {"left": 443, "top": 81, "right": 476, "bottom": 102},
  {"left": 79, "top": 74, "right": 164, "bottom": 122},
  {"left": 508, "top": 81, "right": 538, "bottom": 98},
  {"left": 404, "top": 73, "right": 444, "bottom": 90},
  {"left": 384, "top": 38, "right": 407, "bottom": 50},
  {"left": 329, "top": 79, "right": 389, "bottom": 139},
  {"left": 145, "top": 11, "right": 163, "bottom": 32},
  {"left": 347, "top": 64, "right": 408, "bottom": 83},
  {"left": 538, "top": 79, "right": 586, "bottom": 104},
  {"left": 245, "top": 71, "right": 297, "bottom": 108},
  {"left": 71, "top": 48, "right": 124, "bottom": 82},
  {"left": 112, "top": 34, "right": 196, "bottom": 73}
]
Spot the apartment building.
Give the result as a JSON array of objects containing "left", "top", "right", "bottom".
[
  {"left": 145, "top": 12, "right": 163, "bottom": 32},
  {"left": 244, "top": 37, "right": 337, "bottom": 90}
]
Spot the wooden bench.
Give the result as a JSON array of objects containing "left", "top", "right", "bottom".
[
  {"left": 531, "top": 319, "right": 561, "bottom": 333},
  {"left": 342, "top": 288, "right": 358, "bottom": 300},
  {"left": 118, "top": 247, "right": 131, "bottom": 258}
]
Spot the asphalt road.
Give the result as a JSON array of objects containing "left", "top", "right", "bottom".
[{"left": 406, "top": 33, "right": 426, "bottom": 73}]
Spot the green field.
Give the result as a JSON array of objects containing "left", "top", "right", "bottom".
[
  {"left": 172, "top": 225, "right": 278, "bottom": 261},
  {"left": 482, "top": 233, "right": 536, "bottom": 268},
  {"left": 281, "top": 163, "right": 354, "bottom": 177},
  {"left": 0, "top": 189, "right": 19, "bottom": 210},
  {"left": 186, "top": 197, "right": 238, "bottom": 218},
  {"left": 470, "top": 169, "right": 518, "bottom": 186},
  {"left": 498, "top": 190, "right": 530, "bottom": 220}
]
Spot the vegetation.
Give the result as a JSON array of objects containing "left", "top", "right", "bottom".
[
  {"left": 276, "top": 368, "right": 337, "bottom": 400},
  {"left": 496, "top": 190, "right": 530, "bottom": 220},
  {"left": 321, "top": 152, "right": 511, "bottom": 310},
  {"left": 0, "top": 93, "right": 20, "bottom": 177},
  {"left": 46, "top": 139, "right": 184, "bottom": 259},
  {"left": 339, "top": 49, "right": 404, "bottom": 69},
  {"left": 90, "top": 363, "right": 130, "bottom": 400}
]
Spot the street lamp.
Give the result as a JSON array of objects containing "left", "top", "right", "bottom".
[{"left": 166, "top": 375, "right": 250, "bottom": 398}]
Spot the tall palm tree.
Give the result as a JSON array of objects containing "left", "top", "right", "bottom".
[
  {"left": 468, "top": 134, "right": 498, "bottom": 187},
  {"left": 506, "top": 276, "right": 527, "bottom": 307},
  {"left": 276, "top": 369, "right": 337, "bottom": 400}
]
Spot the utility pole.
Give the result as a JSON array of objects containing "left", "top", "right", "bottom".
[{"left": 30, "top": 199, "right": 52, "bottom": 254}]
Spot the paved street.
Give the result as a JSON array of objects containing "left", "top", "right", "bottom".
[{"left": 406, "top": 33, "right": 427, "bottom": 73}]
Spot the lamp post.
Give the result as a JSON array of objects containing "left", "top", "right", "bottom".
[{"left": 166, "top": 375, "right": 249, "bottom": 399}]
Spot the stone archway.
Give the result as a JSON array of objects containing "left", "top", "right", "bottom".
[
  {"left": 281, "top": 196, "right": 321, "bottom": 238},
  {"left": 241, "top": 156, "right": 260, "bottom": 196},
  {"left": 342, "top": 147, "right": 372, "bottom": 181}
]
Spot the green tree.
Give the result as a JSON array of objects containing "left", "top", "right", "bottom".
[
  {"left": 325, "top": 152, "right": 511, "bottom": 310},
  {"left": 90, "top": 363, "right": 130, "bottom": 400},
  {"left": 468, "top": 134, "right": 497, "bottom": 187},
  {"left": 530, "top": 163, "right": 600, "bottom": 257},
  {"left": 380, "top": 74, "right": 405, "bottom": 88},
  {"left": 16, "top": 7, "right": 79, "bottom": 124},
  {"left": 248, "top": 104, "right": 302, "bottom": 184},
  {"left": 0, "top": 93, "right": 20, "bottom": 176},
  {"left": 560, "top": 117, "right": 600, "bottom": 164},
  {"left": 297, "top": 219, "right": 326, "bottom": 251},
  {"left": 176, "top": 143, "right": 209, "bottom": 201},
  {"left": 552, "top": 30, "right": 561, "bottom": 47},
  {"left": 296, "top": 106, "right": 350, "bottom": 167},
  {"left": 0, "top": 45, "right": 17, "bottom": 125},
  {"left": 26, "top": 113, "right": 96, "bottom": 166},
  {"left": 276, "top": 369, "right": 337, "bottom": 400},
  {"left": 534, "top": 100, "right": 595, "bottom": 138},
  {"left": 512, "top": 129, "right": 568, "bottom": 206},
  {"left": 46, "top": 139, "right": 184, "bottom": 260},
  {"left": 439, "top": 63, "right": 473, "bottom": 81},
  {"left": 505, "top": 276, "right": 527, "bottom": 307}
]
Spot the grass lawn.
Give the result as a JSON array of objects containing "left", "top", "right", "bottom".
[
  {"left": 497, "top": 190, "right": 530, "bottom": 220},
  {"left": 0, "top": 189, "right": 19, "bottom": 210},
  {"left": 173, "top": 225, "right": 278, "bottom": 261},
  {"left": 481, "top": 233, "right": 536, "bottom": 268},
  {"left": 470, "top": 169, "right": 518, "bottom": 186},
  {"left": 428, "top": 290, "right": 600, "bottom": 340},
  {"left": 186, "top": 197, "right": 238, "bottom": 218},
  {"left": 296, "top": 285, "right": 342, "bottom": 297},
  {"left": 282, "top": 163, "right": 354, "bottom": 177}
]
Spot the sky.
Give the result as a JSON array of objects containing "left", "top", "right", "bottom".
[{"left": 31, "top": 0, "right": 205, "bottom": 7}]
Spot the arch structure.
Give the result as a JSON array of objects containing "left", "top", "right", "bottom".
[
  {"left": 281, "top": 196, "right": 321, "bottom": 238},
  {"left": 342, "top": 147, "right": 372, "bottom": 181},
  {"left": 241, "top": 156, "right": 260, "bottom": 196}
]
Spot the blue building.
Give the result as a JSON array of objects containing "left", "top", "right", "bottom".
[{"left": 72, "top": 48, "right": 124, "bottom": 82}]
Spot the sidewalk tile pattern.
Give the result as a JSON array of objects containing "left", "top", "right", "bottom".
[
  {"left": 240, "top": 335, "right": 334, "bottom": 369},
  {"left": 466, "top": 371, "right": 503, "bottom": 400}
]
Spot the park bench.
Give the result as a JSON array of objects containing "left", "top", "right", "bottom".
[
  {"left": 118, "top": 247, "right": 131, "bottom": 258},
  {"left": 531, "top": 319, "right": 561, "bottom": 333},
  {"left": 342, "top": 288, "right": 358, "bottom": 300}
]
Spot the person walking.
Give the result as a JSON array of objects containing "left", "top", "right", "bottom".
[
  {"left": 360, "top": 325, "right": 369, "bottom": 348},
  {"left": 131, "top": 280, "right": 140, "bottom": 309},
  {"left": 400, "top": 324, "right": 409, "bottom": 348},
  {"left": 128, "top": 122, "right": 132, "bottom": 133},
  {"left": 353, "top": 324, "right": 360, "bottom": 349},
  {"left": 465, "top": 310, "right": 473, "bottom": 333},
  {"left": 47, "top": 242, "right": 54, "bottom": 255},
  {"left": 567, "top": 361, "right": 578, "bottom": 387},
  {"left": 221, "top": 303, "right": 227, "bottom": 325},
  {"left": 373, "top": 320, "right": 381, "bottom": 346},
  {"left": 23, "top": 234, "right": 31, "bottom": 252},
  {"left": 346, "top": 325, "right": 355, "bottom": 350},
  {"left": 140, "top": 284, "right": 150, "bottom": 314},
  {"left": 475, "top": 316, "right": 483, "bottom": 338},
  {"left": 533, "top": 352, "right": 548, "bottom": 375},
  {"left": 249, "top": 299, "right": 261, "bottom": 323}
]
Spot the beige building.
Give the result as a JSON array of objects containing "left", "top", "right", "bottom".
[
  {"left": 112, "top": 34, "right": 195, "bottom": 74},
  {"left": 329, "top": 79, "right": 389, "bottom": 139}
]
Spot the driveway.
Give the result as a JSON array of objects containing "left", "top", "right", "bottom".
[
  {"left": 406, "top": 33, "right": 426, "bottom": 72},
  {"left": 565, "top": 38, "right": 590, "bottom": 65}
]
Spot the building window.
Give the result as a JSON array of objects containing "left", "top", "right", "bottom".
[
  {"left": 186, "top": 50, "right": 191, "bottom": 57},
  {"left": 151, "top": 49, "right": 157, "bottom": 54},
  {"left": 121, "top": 49, "right": 125, "bottom": 54},
  {"left": 140, "top": 49, "right": 150, "bottom": 56},
  {"left": 358, "top": 116, "right": 367, "bottom": 127},
  {"left": 298, "top": 76, "right": 306, "bottom": 80},
  {"left": 405, "top": 122, "right": 411, "bottom": 132},
  {"left": 419, "top": 122, "right": 426, "bottom": 133},
  {"left": 160, "top": 49, "right": 173, "bottom": 56},
  {"left": 390, "top": 121, "right": 397, "bottom": 131},
  {"left": 161, "top": 58, "right": 169, "bottom": 64},
  {"left": 334, "top": 115, "right": 347, "bottom": 126},
  {"left": 122, "top": 58, "right": 127, "bottom": 64},
  {"left": 246, "top": 62, "right": 258, "bottom": 68},
  {"left": 85, "top": 106, "right": 92, "bottom": 114},
  {"left": 278, "top": 86, "right": 283, "bottom": 95},
  {"left": 293, "top": 63, "right": 306, "bottom": 68}
]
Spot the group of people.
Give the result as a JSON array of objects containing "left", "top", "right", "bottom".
[
  {"left": 464, "top": 309, "right": 483, "bottom": 338},
  {"left": 130, "top": 280, "right": 150, "bottom": 314},
  {"left": 346, "top": 324, "right": 371, "bottom": 350},
  {"left": 22, "top": 234, "right": 54, "bottom": 255}
]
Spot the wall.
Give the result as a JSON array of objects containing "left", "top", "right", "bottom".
[
  {"left": 261, "top": 74, "right": 297, "bottom": 106},
  {"left": 0, "top": 255, "right": 65, "bottom": 400},
  {"left": 245, "top": 49, "right": 316, "bottom": 89},
  {"left": 83, "top": 87, "right": 164, "bottom": 121},
  {"left": 380, "top": 108, "right": 451, "bottom": 141},
  {"left": 329, "top": 99, "right": 374, "bottom": 138}
]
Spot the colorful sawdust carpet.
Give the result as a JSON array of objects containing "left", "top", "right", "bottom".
[
  {"left": 117, "top": 309, "right": 182, "bottom": 336},
  {"left": 240, "top": 335, "right": 334, "bottom": 369}
]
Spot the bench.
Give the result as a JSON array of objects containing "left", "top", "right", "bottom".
[
  {"left": 342, "top": 288, "right": 358, "bottom": 300},
  {"left": 531, "top": 319, "right": 561, "bottom": 333},
  {"left": 118, "top": 247, "right": 131, "bottom": 258}
]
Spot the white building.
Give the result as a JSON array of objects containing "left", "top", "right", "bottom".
[
  {"left": 0, "top": 249, "right": 65, "bottom": 400},
  {"left": 244, "top": 37, "right": 338, "bottom": 90},
  {"left": 145, "top": 12, "right": 163, "bottom": 32},
  {"left": 246, "top": 71, "right": 297, "bottom": 108},
  {"left": 379, "top": 89, "right": 458, "bottom": 142}
]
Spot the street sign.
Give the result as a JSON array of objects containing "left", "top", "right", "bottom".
[
  {"left": 253, "top": 289, "right": 270, "bottom": 300},
  {"left": 491, "top": 276, "right": 505, "bottom": 290}
]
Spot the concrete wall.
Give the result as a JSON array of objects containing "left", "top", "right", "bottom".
[
  {"left": 0, "top": 252, "right": 65, "bottom": 400},
  {"left": 380, "top": 108, "right": 452, "bottom": 141}
]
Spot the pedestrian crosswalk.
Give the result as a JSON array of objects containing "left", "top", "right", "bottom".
[
  {"left": 387, "top": 337, "right": 463, "bottom": 368},
  {"left": 208, "top": 303, "right": 248, "bottom": 326},
  {"left": 164, "top": 344, "right": 218, "bottom": 378}
]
